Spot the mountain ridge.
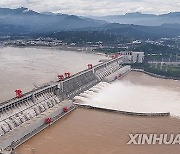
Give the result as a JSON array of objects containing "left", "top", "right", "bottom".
[
  {"left": 89, "top": 12, "right": 180, "bottom": 26},
  {"left": 0, "top": 7, "right": 180, "bottom": 40},
  {"left": 0, "top": 7, "right": 106, "bottom": 34}
]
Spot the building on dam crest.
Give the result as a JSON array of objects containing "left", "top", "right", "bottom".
[{"left": 121, "top": 51, "right": 144, "bottom": 63}]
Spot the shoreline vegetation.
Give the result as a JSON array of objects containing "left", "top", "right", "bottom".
[{"left": 128, "top": 63, "right": 180, "bottom": 80}]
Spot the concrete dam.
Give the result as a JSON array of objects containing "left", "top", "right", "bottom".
[
  {"left": 0, "top": 55, "right": 169, "bottom": 152},
  {"left": 0, "top": 56, "right": 129, "bottom": 150}
]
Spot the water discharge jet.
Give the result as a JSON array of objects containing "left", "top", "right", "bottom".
[{"left": 76, "top": 80, "right": 180, "bottom": 117}]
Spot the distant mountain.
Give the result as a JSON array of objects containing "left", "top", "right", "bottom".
[
  {"left": 75, "top": 23, "right": 180, "bottom": 40},
  {"left": 105, "top": 24, "right": 180, "bottom": 40},
  {"left": 0, "top": 24, "right": 27, "bottom": 35},
  {"left": 0, "top": 7, "right": 39, "bottom": 15},
  {"left": 123, "top": 12, "right": 155, "bottom": 18},
  {"left": 90, "top": 12, "right": 180, "bottom": 26},
  {"left": 1, "top": 7, "right": 180, "bottom": 40},
  {"left": 0, "top": 7, "right": 106, "bottom": 35},
  {"left": 159, "top": 12, "right": 180, "bottom": 17},
  {"left": 160, "top": 23, "right": 180, "bottom": 30}
]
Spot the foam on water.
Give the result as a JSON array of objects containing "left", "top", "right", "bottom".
[{"left": 77, "top": 81, "right": 180, "bottom": 117}]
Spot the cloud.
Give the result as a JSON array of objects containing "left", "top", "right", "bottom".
[{"left": 0, "top": 0, "right": 179, "bottom": 16}]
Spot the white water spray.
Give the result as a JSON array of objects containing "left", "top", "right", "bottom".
[{"left": 75, "top": 81, "right": 180, "bottom": 117}]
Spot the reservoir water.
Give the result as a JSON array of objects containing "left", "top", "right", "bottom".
[{"left": 0, "top": 47, "right": 104, "bottom": 102}]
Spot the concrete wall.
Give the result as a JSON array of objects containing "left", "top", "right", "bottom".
[
  {"left": 103, "top": 65, "right": 131, "bottom": 82},
  {"left": 77, "top": 105, "right": 170, "bottom": 117},
  {"left": 0, "top": 91, "right": 63, "bottom": 136},
  {"left": 0, "top": 100, "right": 73, "bottom": 150},
  {"left": 55, "top": 56, "right": 124, "bottom": 98},
  {"left": 62, "top": 70, "right": 98, "bottom": 95}
]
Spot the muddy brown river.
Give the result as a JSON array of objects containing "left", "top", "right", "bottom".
[
  {"left": 0, "top": 47, "right": 105, "bottom": 102},
  {"left": 16, "top": 108, "right": 180, "bottom": 154},
  {"left": 16, "top": 72, "right": 180, "bottom": 154}
]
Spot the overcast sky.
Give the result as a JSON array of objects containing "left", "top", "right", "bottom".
[{"left": 0, "top": 0, "right": 179, "bottom": 16}]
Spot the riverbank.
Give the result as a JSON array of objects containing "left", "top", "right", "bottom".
[
  {"left": 3, "top": 44, "right": 106, "bottom": 55},
  {"left": 127, "top": 63, "right": 180, "bottom": 80},
  {"left": 132, "top": 69, "right": 180, "bottom": 80}
]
